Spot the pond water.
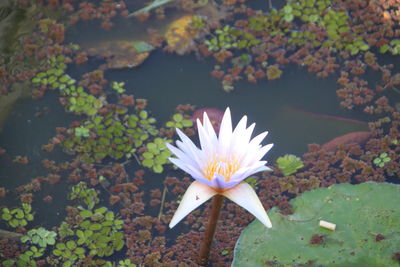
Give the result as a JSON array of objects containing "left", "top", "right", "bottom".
[{"left": 0, "top": 0, "right": 399, "bottom": 266}]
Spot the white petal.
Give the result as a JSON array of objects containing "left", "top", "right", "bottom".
[
  {"left": 175, "top": 131, "right": 203, "bottom": 165},
  {"left": 221, "top": 183, "right": 272, "bottom": 228},
  {"left": 197, "top": 118, "right": 214, "bottom": 157},
  {"left": 166, "top": 143, "right": 199, "bottom": 169},
  {"left": 169, "top": 181, "right": 217, "bottom": 228},
  {"left": 168, "top": 158, "right": 202, "bottom": 179},
  {"left": 253, "top": 143, "right": 274, "bottom": 162},
  {"left": 218, "top": 108, "right": 233, "bottom": 156},
  {"left": 202, "top": 112, "right": 218, "bottom": 144}
]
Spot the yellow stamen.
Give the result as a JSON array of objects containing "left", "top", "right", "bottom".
[{"left": 203, "top": 153, "right": 240, "bottom": 182}]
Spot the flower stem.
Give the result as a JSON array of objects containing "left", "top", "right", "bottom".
[{"left": 198, "top": 194, "right": 224, "bottom": 266}]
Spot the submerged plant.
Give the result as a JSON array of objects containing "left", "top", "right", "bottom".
[
  {"left": 167, "top": 108, "right": 273, "bottom": 265},
  {"left": 276, "top": 154, "right": 304, "bottom": 176}
]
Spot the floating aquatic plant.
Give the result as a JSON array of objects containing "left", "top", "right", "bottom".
[
  {"left": 373, "top": 152, "right": 391, "bottom": 168},
  {"left": 204, "top": 25, "right": 260, "bottom": 52},
  {"left": 21, "top": 227, "right": 57, "bottom": 248},
  {"left": 1, "top": 203, "right": 34, "bottom": 228},
  {"left": 141, "top": 137, "right": 172, "bottom": 173},
  {"left": 379, "top": 39, "right": 400, "bottom": 55},
  {"left": 31, "top": 55, "right": 71, "bottom": 90},
  {"left": 74, "top": 126, "right": 90, "bottom": 137},
  {"left": 276, "top": 154, "right": 304, "bottom": 176},
  {"left": 112, "top": 81, "right": 126, "bottom": 94},
  {"left": 165, "top": 113, "right": 193, "bottom": 129},
  {"left": 52, "top": 240, "right": 86, "bottom": 265},
  {"left": 2, "top": 246, "right": 44, "bottom": 267},
  {"left": 62, "top": 106, "right": 158, "bottom": 163},
  {"left": 118, "top": 259, "right": 137, "bottom": 267},
  {"left": 68, "top": 182, "right": 99, "bottom": 210}
]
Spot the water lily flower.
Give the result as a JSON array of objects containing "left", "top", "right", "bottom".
[{"left": 166, "top": 107, "right": 273, "bottom": 228}]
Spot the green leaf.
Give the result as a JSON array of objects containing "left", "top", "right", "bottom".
[
  {"left": 233, "top": 182, "right": 400, "bottom": 266},
  {"left": 153, "top": 164, "right": 163, "bottom": 173},
  {"left": 142, "top": 158, "right": 154, "bottom": 167},
  {"left": 89, "top": 223, "right": 102, "bottom": 231},
  {"left": 80, "top": 210, "right": 92, "bottom": 218},
  {"left": 2, "top": 213, "right": 12, "bottom": 221},
  {"left": 173, "top": 113, "right": 183, "bottom": 122},
  {"left": 66, "top": 240, "right": 76, "bottom": 250},
  {"left": 95, "top": 207, "right": 107, "bottom": 214},
  {"left": 143, "top": 152, "right": 154, "bottom": 159}
]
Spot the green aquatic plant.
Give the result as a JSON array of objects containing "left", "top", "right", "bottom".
[
  {"left": 74, "top": 126, "right": 90, "bottom": 137},
  {"left": 31, "top": 55, "right": 72, "bottom": 90},
  {"left": 165, "top": 113, "right": 193, "bottom": 129},
  {"left": 247, "top": 9, "right": 285, "bottom": 35},
  {"left": 204, "top": 25, "right": 260, "bottom": 52},
  {"left": 233, "top": 182, "right": 400, "bottom": 266},
  {"left": 282, "top": 4, "right": 294, "bottom": 22},
  {"left": 373, "top": 152, "right": 391, "bottom": 168},
  {"left": 112, "top": 81, "right": 126, "bottom": 94},
  {"left": 2, "top": 245, "right": 45, "bottom": 267},
  {"left": 52, "top": 240, "right": 86, "bottom": 265},
  {"left": 75, "top": 206, "right": 124, "bottom": 257},
  {"left": 231, "top": 54, "right": 252, "bottom": 67},
  {"left": 141, "top": 137, "right": 172, "bottom": 173},
  {"left": 276, "top": 154, "right": 304, "bottom": 176},
  {"left": 118, "top": 259, "right": 137, "bottom": 267},
  {"left": 189, "top": 15, "right": 207, "bottom": 30},
  {"left": 21, "top": 227, "right": 57, "bottom": 248},
  {"left": 62, "top": 106, "right": 158, "bottom": 163},
  {"left": 62, "top": 85, "right": 104, "bottom": 116},
  {"left": 32, "top": 55, "right": 106, "bottom": 117},
  {"left": 379, "top": 39, "right": 400, "bottom": 55},
  {"left": 58, "top": 221, "right": 74, "bottom": 238},
  {"left": 244, "top": 176, "right": 258, "bottom": 190},
  {"left": 69, "top": 182, "right": 100, "bottom": 210},
  {"left": 1, "top": 203, "right": 34, "bottom": 228}
]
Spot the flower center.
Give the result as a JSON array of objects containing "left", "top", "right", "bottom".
[{"left": 203, "top": 154, "right": 240, "bottom": 182}]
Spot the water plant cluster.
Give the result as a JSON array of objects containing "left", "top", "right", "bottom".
[
  {"left": 31, "top": 55, "right": 70, "bottom": 89},
  {"left": 165, "top": 113, "right": 193, "bottom": 129},
  {"left": 204, "top": 25, "right": 260, "bottom": 52},
  {"left": 373, "top": 152, "right": 391, "bottom": 168},
  {"left": 30, "top": 55, "right": 183, "bottom": 172},
  {"left": 62, "top": 106, "right": 160, "bottom": 164},
  {"left": 276, "top": 154, "right": 304, "bottom": 176},
  {"left": 141, "top": 137, "right": 172, "bottom": 173},
  {"left": 21, "top": 227, "right": 57, "bottom": 248},
  {"left": 3, "top": 245, "right": 45, "bottom": 267},
  {"left": 1, "top": 203, "right": 34, "bottom": 228}
]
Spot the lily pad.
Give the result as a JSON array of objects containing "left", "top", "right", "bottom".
[{"left": 233, "top": 182, "right": 400, "bottom": 266}]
